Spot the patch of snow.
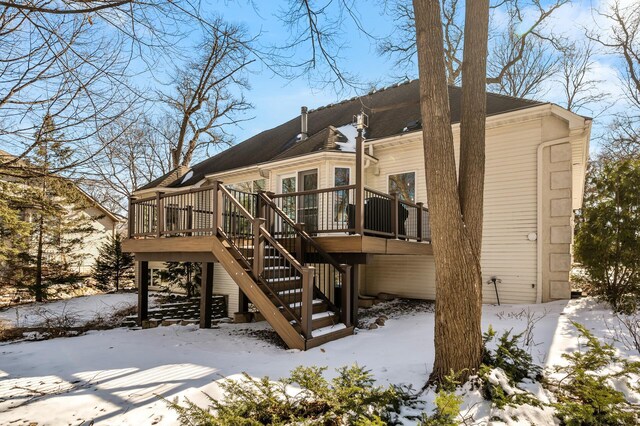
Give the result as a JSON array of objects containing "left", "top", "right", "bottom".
[
  {"left": 0, "top": 298, "right": 637, "bottom": 425},
  {"left": 180, "top": 170, "right": 193, "bottom": 184},
  {"left": 334, "top": 124, "right": 364, "bottom": 152},
  {"left": 0, "top": 293, "right": 143, "bottom": 328}
]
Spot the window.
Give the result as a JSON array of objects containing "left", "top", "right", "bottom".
[
  {"left": 334, "top": 168, "right": 350, "bottom": 222},
  {"left": 335, "top": 167, "right": 350, "bottom": 187},
  {"left": 253, "top": 179, "right": 266, "bottom": 192},
  {"left": 227, "top": 179, "right": 267, "bottom": 193},
  {"left": 388, "top": 172, "right": 416, "bottom": 202},
  {"left": 281, "top": 175, "right": 297, "bottom": 219}
]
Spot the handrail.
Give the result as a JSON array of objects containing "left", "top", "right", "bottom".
[
  {"left": 259, "top": 225, "right": 306, "bottom": 272},
  {"left": 363, "top": 186, "right": 393, "bottom": 199},
  {"left": 270, "top": 184, "right": 357, "bottom": 198},
  {"left": 258, "top": 192, "right": 347, "bottom": 274},
  {"left": 218, "top": 185, "right": 256, "bottom": 220}
]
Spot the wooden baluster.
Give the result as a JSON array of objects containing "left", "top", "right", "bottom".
[
  {"left": 300, "top": 266, "right": 314, "bottom": 339},
  {"left": 341, "top": 264, "right": 352, "bottom": 327}
]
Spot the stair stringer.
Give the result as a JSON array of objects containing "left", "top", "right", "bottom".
[{"left": 211, "top": 235, "right": 306, "bottom": 350}]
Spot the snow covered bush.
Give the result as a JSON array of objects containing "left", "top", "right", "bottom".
[
  {"left": 546, "top": 322, "right": 640, "bottom": 425},
  {"left": 477, "top": 327, "right": 543, "bottom": 410},
  {"left": 482, "top": 326, "right": 542, "bottom": 383},
  {"left": 167, "top": 365, "right": 410, "bottom": 425}
]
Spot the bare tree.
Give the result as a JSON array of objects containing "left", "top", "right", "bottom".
[
  {"left": 0, "top": 0, "right": 235, "bottom": 178},
  {"left": 591, "top": 1, "right": 640, "bottom": 110},
  {"left": 380, "top": 0, "right": 569, "bottom": 87},
  {"left": 84, "top": 115, "right": 174, "bottom": 213},
  {"left": 379, "top": 0, "right": 463, "bottom": 84},
  {"left": 488, "top": 29, "right": 558, "bottom": 98},
  {"left": 162, "top": 21, "right": 254, "bottom": 169},
  {"left": 556, "top": 40, "right": 608, "bottom": 114}
]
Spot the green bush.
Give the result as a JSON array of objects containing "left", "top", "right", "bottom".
[
  {"left": 546, "top": 322, "right": 640, "bottom": 425},
  {"left": 574, "top": 158, "right": 640, "bottom": 314},
  {"left": 419, "top": 371, "right": 463, "bottom": 426},
  {"left": 167, "top": 365, "right": 410, "bottom": 425}
]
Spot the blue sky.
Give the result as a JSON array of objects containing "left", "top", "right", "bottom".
[
  {"left": 191, "top": 0, "right": 625, "bottom": 153},
  {"left": 209, "top": 1, "right": 401, "bottom": 143}
]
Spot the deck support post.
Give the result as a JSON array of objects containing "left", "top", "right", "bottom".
[
  {"left": 200, "top": 262, "right": 214, "bottom": 328},
  {"left": 137, "top": 261, "right": 149, "bottom": 325},
  {"left": 239, "top": 289, "right": 249, "bottom": 314},
  {"left": 355, "top": 130, "right": 365, "bottom": 235},
  {"left": 351, "top": 265, "right": 359, "bottom": 325},
  {"left": 300, "top": 266, "right": 314, "bottom": 339},
  {"left": 341, "top": 264, "right": 352, "bottom": 327}
]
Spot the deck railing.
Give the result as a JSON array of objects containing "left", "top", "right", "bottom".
[{"left": 129, "top": 183, "right": 430, "bottom": 242}]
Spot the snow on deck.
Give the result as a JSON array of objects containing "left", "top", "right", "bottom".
[{"left": 0, "top": 298, "right": 637, "bottom": 425}]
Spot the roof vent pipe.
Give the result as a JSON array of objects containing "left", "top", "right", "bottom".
[{"left": 300, "top": 106, "right": 308, "bottom": 140}]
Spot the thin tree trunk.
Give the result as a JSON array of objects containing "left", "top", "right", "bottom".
[{"left": 413, "top": 0, "right": 484, "bottom": 383}]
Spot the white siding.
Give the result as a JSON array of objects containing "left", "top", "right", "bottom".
[
  {"left": 363, "top": 119, "right": 544, "bottom": 304},
  {"left": 214, "top": 265, "right": 238, "bottom": 317},
  {"left": 365, "top": 255, "right": 436, "bottom": 300}
]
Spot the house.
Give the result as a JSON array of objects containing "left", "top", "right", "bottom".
[
  {"left": 0, "top": 149, "right": 120, "bottom": 278},
  {"left": 123, "top": 80, "right": 591, "bottom": 350}
]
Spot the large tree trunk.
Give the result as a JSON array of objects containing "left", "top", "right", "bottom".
[
  {"left": 459, "top": 0, "right": 489, "bottom": 258},
  {"left": 412, "top": 0, "right": 484, "bottom": 383}
]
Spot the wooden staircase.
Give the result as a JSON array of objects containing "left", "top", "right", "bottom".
[{"left": 212, "top": 185, "right": 354, "bottom": 350}]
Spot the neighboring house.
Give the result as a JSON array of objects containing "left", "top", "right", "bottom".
[
  {"left": 0, "top": 149, "right": 120, "bottom": 277},
  {"left": 124, "top": 80, "right": 591, "bottom": 350}
]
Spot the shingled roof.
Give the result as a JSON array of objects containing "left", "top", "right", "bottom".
[{"left": 139, "top": 80, "right": 544, "bottom": 190}]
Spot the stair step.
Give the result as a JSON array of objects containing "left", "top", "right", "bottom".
[
  {"left": 290, "top": 311, "right": 339, "bottom": 332},
  {"left": 279, "top": 299, "right": 328, "bottom": 321},
  {"left": 306, "top": 326, "right": 355, "bottom": 349},
  {"left": 312, "top": 323, "right": 347, "bottom": 338},
  {"left": 278, "top": 288, "right": 303, "bottom": 295},
  {"left": 288, "top": 298, "right": 324, "bottom": 309},
  {"left": 266, "top": 276, "right": 301, "bottom": 283}
]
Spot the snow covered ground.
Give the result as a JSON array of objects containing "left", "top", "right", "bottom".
[
  {"left": 0, "top": 293, "right": 141, "bottom": 328},
  {"left": 0, "top": 297, "right": 637, "bottom": 425}
]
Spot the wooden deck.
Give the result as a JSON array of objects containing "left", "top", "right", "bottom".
[{"left": 123, "top": 234, "right": 432, "bottom": 259}]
